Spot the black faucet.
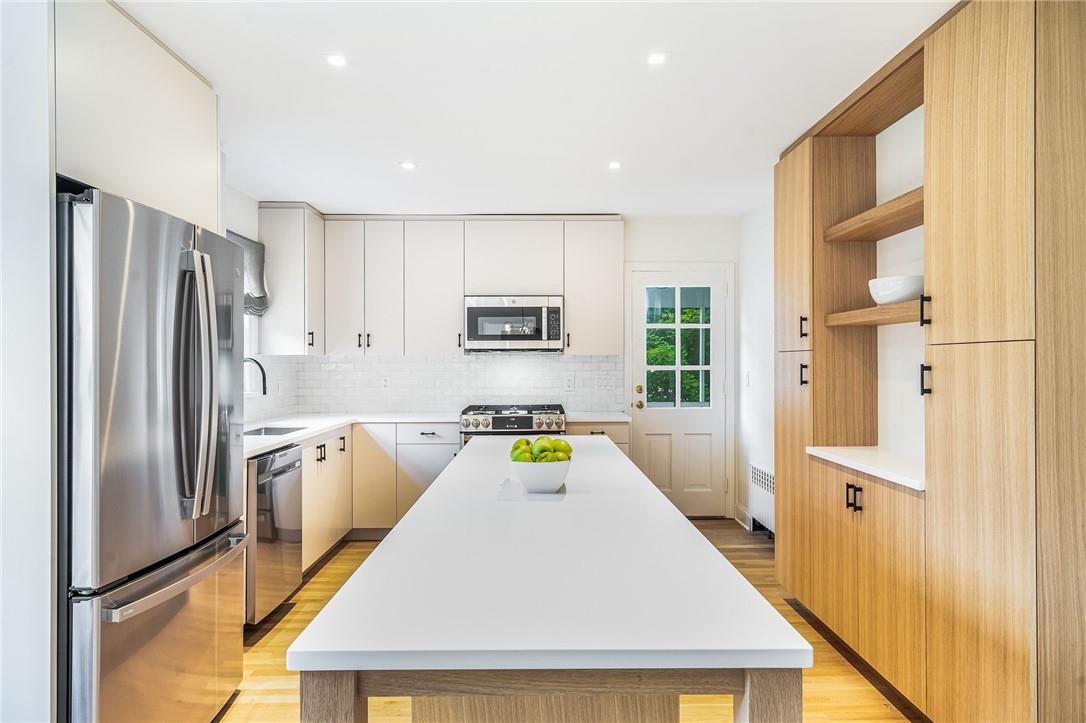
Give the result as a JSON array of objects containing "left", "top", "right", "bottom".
[{"left": 243, "top": 357, "right": 267, "bottom": 395}]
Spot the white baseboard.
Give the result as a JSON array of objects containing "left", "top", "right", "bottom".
[{"left": 733, "top": 504, "right": 751, "bottom": 530}]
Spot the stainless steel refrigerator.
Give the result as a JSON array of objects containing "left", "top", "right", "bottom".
[{"left": 58, "top": 189, "right": 247, "bottom": 722}]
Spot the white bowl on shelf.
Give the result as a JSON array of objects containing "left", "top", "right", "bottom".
[
  {"left": 868, "top": 275, "right": 924, "bottom": 305},
  {"left": 510, "top": 459, "right": 571, "bottom": 494}
]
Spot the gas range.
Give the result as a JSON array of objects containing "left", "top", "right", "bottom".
[{"left": 460, "top": 404, "right": 566, "bottom": 436}]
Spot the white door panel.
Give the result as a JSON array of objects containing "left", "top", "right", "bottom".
[
  {"left": 405, "top": 221, "right": 464, "bottom": 355},
  {"left": 325, "top": 220, "right": 365, "bottom": 356},
  {"left": 464, "top": 220, "right": 563, "bottom": 295},
  {"left": 364, "top": 221, "right": 404, "bottom": 356}
]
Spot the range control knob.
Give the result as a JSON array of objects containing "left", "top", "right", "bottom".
[
  {"left": 534, "top": 418, "right": 544, "bottom": 428},
  {"left": 544, "top": 417, "right": 554, "bottom": 428},
  {"left": 472, "top": 418, "right": 481, "bottom": 428},
  {"left": 555, "top": 418, "right": 564, "bottom": 429},
  {"left": 461, "top": 418, "right": 470, "bottom": 428},
  {"left": 482, "top": 418, "right": 491, "bottom": 428}
]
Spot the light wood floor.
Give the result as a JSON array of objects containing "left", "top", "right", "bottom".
[{"left": 220, "top": 520, "right": 907, "bottom": 722}]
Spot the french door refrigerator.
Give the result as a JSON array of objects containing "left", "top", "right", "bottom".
[{"left": 58, "top": 189, "right": 247, "bottom": 722}]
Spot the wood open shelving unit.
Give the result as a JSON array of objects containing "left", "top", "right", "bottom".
[
  {"left": 824, "top": 186, "right": 924, "bottom": 243},
  {"left": 824, "top": 300, "right": 920, "bottom": 327}
]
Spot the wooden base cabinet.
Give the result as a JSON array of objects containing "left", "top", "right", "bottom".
[
  {"left": 301, "top": 429, "right": 354, "bottom": 570},
  {"left": 352, "top": 424, "right": 398, "bottom": 529},
  {"left": 774, "top": 352, "right": 811, "bottom": 602},
  {"left": 807, "top": 459, "right": 926, "bottom": 709}
]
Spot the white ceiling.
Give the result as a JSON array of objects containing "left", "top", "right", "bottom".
[{"left": 121, "top": 1, "right": 954, "bottom": 217}]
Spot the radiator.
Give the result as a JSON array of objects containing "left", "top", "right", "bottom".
[{"left": 749, "top": 464, "right": 775, "bottom": 533}]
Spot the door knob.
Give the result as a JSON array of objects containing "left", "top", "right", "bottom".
[
  {"left": 635, "top": 384, "right": 644, "bottom": 393},
  {"left": 635, "top": 400, "right": 645, "bottom": 409}
]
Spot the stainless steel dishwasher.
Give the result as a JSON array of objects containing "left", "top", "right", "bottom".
[{"left": 245, "top": 445, "right": 303, "bottom": 624}]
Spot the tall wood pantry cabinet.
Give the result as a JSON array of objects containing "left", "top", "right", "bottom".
[{"left": 774, "top": 1, "right": 1086, "bottom": 719}]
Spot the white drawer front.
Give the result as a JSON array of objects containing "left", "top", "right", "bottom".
[
  {"left": 396, "top": 423, "right": 462, "bottom": 445},
  {"left": 565, "top": 422, "right": 630, "bottom": 444}
]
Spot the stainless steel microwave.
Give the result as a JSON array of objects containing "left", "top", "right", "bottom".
[{"left": 463, "top": 296, "right": 563, "bottom": 352}]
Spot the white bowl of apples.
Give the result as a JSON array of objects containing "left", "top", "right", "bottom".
[{"left": 509, "top": 436, "right": 573, "bottom": 493}]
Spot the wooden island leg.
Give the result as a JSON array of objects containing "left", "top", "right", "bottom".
[
  {"left": 300, "top": 671, "right": 367, "bottom": 723},
  {"left": 732, "top": 668, "right": 802, "bottom": 723}
]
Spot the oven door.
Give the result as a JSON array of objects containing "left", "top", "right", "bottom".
[
  {"left": 462, "top": 430, "right": 566, "bottom": 446},
  {"left": 463, "top": 296, "right": 563, "bottom": 351}
]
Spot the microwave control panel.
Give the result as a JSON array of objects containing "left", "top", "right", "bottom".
[{"left": 547, "top": 308, "right": 562, "bottom": 341}]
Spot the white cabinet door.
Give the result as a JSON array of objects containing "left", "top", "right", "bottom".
[
  {"left": 325, "top": 220, "right": 365, "bottom": 356},
  {"left": 464, "top": 220, "right": 564, "bottom": 295},
  {"left": 304, "top": 209, "right": 325, "bottom": 354},
  {"left": 364, "top": 221, "right": 405, "bottom": 356},
  {"left": 258, "top": 207, "right": 307, "bottom": 355},
  {"left": 301, "top": 440, "right": 326, "bottom": 570},
  {"left": 396, "top": 443, "right": 458, "bottom": 520},
  {"left": 329, "top": 429, "right": 353, "bottom": 540},
  {"left": 563, "top": 220, "right": 624, "bottom": 355},
  {"left": 352, "top": 423, "right": 397, "bottom": 528},
  {"left": 405, "top": 221, "right": 464, "bottom": 355}
]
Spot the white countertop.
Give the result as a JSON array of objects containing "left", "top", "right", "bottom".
[
  {"left": 287, "top": 436, "right": 812, "bottom": 672},
  {"left": 244, "top": 411, "right": 631, "bottom": 457},
  {"left": 806, "top": 446, "right": 925, "bottom": 492}
]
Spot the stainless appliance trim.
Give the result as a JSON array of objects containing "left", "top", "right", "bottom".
[
  {"left": 192, "top": 250, "right": 213, "bottom": 520},
  {"left": 463, "top": 295, "right": 563, "bottom": 352},
  {"left": 200, "top": 251, "right": 219, "bottom": 516},
  {"left": 101, "top": 533, "right": 246, "bottom": 623}
]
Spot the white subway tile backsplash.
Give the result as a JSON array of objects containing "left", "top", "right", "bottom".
[{"left": 242, "top": 353, "right": 624, "bottom": 422}]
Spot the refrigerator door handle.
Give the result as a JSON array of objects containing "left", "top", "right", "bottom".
[
  {"left": 100, "top": 535, "right": 247, "bottom": 624},
  {"left": 191, "top": 251, "right": 213, "bottom": 520},
  {"left": 199, "top": 252, "right": 220, "bottom": 517},
  {"left": 177, "top": 269, "right": 197, "bottom": 506}
]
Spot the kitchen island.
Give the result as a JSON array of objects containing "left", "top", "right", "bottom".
[{"left": 287, "top": 436, "right": 811, "bottom": 722}]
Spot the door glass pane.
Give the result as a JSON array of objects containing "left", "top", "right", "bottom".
[
  {"left": 680, "top": 287, "right": 711, "bottom": 324},
  {"left": 646, "top": 329, "right": 676, "bottom": 365},
  {"left": 646, "top": 370, "right": 676, "bottom": 407},
  {"left": 646, "top": 287, "right": 676, "bottom": 323},
  {"left": 680, "top": 370, "right": 711, "bottom": 407},
  {"left": 680, "top": 328, "right": 710, "bottom": 365}
]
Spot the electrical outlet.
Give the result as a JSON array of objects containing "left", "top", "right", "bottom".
[
  {"left": 382, "top": 377, "right": 390, "bottom": 389},
  {"left": 595, "top": 373, "right": 615, "bottom": 390},
  {"left": 564, "top": 374, "right": 576, "bottom": 392}
]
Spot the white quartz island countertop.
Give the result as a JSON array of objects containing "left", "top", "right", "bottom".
[{"left": 286, "top": 435, "right": 812, "bottom": 672}]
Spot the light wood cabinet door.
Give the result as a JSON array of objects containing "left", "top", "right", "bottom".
[
  {"left": 396, "top": 444, "right": 458, "bottom": 521},
  {"left": 301, "top": 440, "right": 327, "bottom": 571},
  {"left": 774, "top": 351, "right": 811, "bottom": 603},
  {"left": 925, "top": 341, "right": 1036, "bottom": 723},
  {"left": 774, "top": 140, "right": 812, "bottom": 352},
  {"left": 352, "top": 424, "right": 397, "bottom": 529},
  {"left": 807, "top": 458, "right": 858, "bottom": 649},
  {"left": 324, "top": 220, "right": 365, "bottom": 356},
  {"left": 364, "top": 221, "right": 405, "bottom": 356},
  {"left": 405, "top": 221, "right": 464, "bottom": 355},
  {"left": 330, "top": 430, "right": 352, "bottom": 541},
  {"left": 464, "top": 220, "right": 564, "bottom": 295},
  {"left": 563, "top": 220, "right": 624, "bottom": 355},
  {"left": 855, "top": 475, "right": 926, "bottom": 711},
  {"left": 304, "top": 209, "right": 326, "bottom": 354},
  {"left": 924, "top": 0, "right": 1035, "bottom": 344},
  {"left": 564, "top": 422, "right": 630, "bottom": 444}
]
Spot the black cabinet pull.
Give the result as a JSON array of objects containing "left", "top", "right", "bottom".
[
  {"left": 845, "top": 482, "right": 856, "bottom": 510},
  {"left": 799, "top": 363, "right": 809, "bottom": 386},
  {"left": 458, "top": 332, "right": 462, "bottom": 348},
  {"left": 419, "top": 431, "right": 438, "bottom": 437},
  {"left": 853, "top": 485, "right": 864, "bottom": 512},
  {"left": 566, "top": 333, "right": 571, "bottom": 348},
  {"left": 919, "top": 295, "right": 932, "bottom": 326},
  {"left": 307, "top": 331, "right": 314, "bottom": 347},
  {"left": 920, "top": 363, "right": 933, "bottom": 395},
  {"left": 316, "top": 444, "right": 325, "bottom": 462},
  {"left": 357, "top": 332, "right": 363, "bottom": 348},
  {"left": 799, "top": 315, "right": 809, "bottom": 338},
  {"left": 339, "top": 436, "right": 346, "bottom": 452},
  {"left": 366, "top": 333, "right": 372, "bottom": 348},
  {"left": 589, "top": 430, "right": 606, "bottom": 435}
]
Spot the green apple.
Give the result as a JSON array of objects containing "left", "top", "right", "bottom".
[
  {"left": 512, "top": 450, "right": 534, "bottom": 463},
  {"left": 552, "top": 439, "right": 572, "bottom": 456},
  {"left": 534, "top": 451, "right": 556, "bottom": 463},
  {"left": 531, "top": 438, "right": 555, "bottom": 457},
  {"left": 552, "top": 451, "right": 569, "bottom": 462},
  {"left": 511, "top": 438, "right": 531, "bottom": 451}
]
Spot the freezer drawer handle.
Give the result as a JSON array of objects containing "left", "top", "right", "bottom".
[{"left": 100, "top": 536, "right": 247, "bottom": 624}]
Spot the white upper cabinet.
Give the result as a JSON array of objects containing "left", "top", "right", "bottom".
[
  {"left": 325, "top": 220, "right": 365, "bottom": 356},
  {"left": 563, "top": 221, "right": 624, "bottom": 355},
  {"left": 464, "top": 221, "right": 564, "bottom": 295},
  {"left": 405, "top": 221, "right": 464, "bottom": 355},
  {"left": 364, "top": 221, "right": 405, "bottom": 356},
  {"left": 258, "top": 206, "right": 326, "bottom": 355}
]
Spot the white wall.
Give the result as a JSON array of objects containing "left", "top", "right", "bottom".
[
  {"left": 0, "top": 1, "right": 56, "bottom": 719},
  {"left": 875, "top": 107, "right": 924, "bottom": 458},
  {"left": 54, "top": 0, "right": 219, "bottom": 229},
  {"left": 222, "top": 183, "right": 260, "bottom": 239},
  {"left": 736, "top": 199, "right": 775, "bottom": 526},
  {"left": 624, "top": 217, "right": 740, "bottom": 263}
]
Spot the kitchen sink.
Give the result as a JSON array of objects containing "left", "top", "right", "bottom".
[{"left": 244, "top": 426, "right": 304, "bottom": 437}]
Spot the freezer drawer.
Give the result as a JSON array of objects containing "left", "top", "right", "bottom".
[{"left": 70, "top": 524, "right": 247, "bottom": 723}]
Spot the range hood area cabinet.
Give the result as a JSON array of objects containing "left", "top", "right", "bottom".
[
  {"left": 258, "top": 205, "right": 326, "bottom": 355},
  {"left": 463, "top": 220, "right": 564, "bottom": 296}
]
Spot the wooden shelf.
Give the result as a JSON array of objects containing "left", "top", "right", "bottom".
[
  {"left": 824, "top": 186, "right": 924, "bottom": 243},
  {"left": 825, "top": 300, "right": 920, "bottom": 327}
]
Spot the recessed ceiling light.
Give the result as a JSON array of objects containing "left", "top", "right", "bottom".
[
  {"left": 647, "top": 51, "right": 668, "bottom": 66},
  {"left": 399, "top": 161, "right": 416, "bottom": 171},
  {"left": 608, "top": 161, "right": 622, "bottom": 171},
  {"left": 326, "top": 54, "right": 348, "bottom": 67}
]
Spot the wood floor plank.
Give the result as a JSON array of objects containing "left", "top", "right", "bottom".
[{"left": 220, "top": 523, "right": 907, "bottom": 722}]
